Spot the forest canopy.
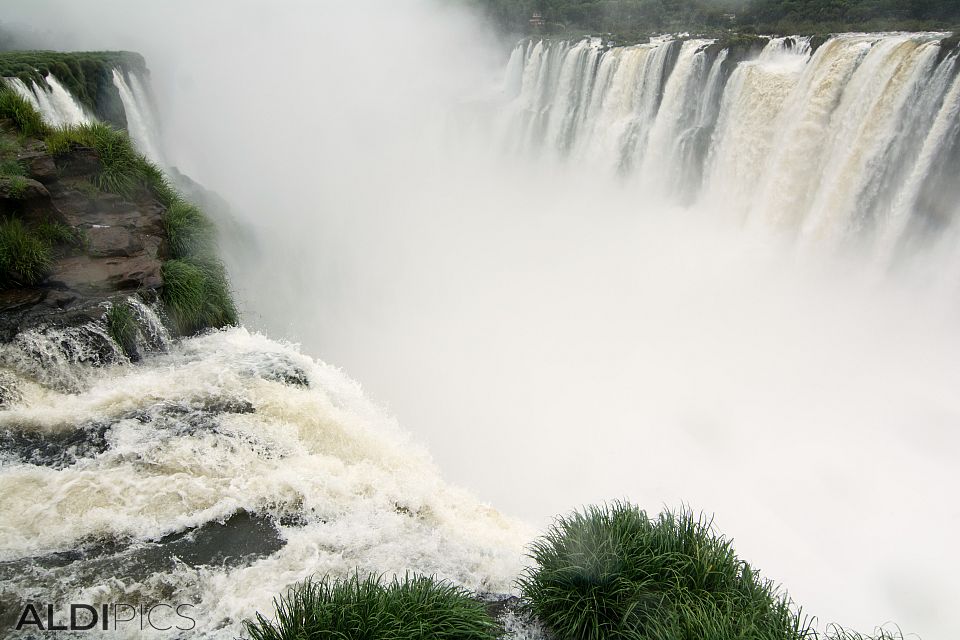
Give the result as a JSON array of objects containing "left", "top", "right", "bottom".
[{"left": 468, "top": 0, "right": 960, "bottom": 36}]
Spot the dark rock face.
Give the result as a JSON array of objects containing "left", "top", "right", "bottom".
[
  {"left": 0, "top": 144, "right": 168, "bottom": 342},
  {"left": 0, "top": 511, "right": 287, "bottom": 633}
]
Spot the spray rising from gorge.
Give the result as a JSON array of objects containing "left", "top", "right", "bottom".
[{"left": 0, "top": 1, "right": 958, "bottom": 638}]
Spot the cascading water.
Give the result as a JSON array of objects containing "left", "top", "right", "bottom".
[
  {"left": 3, "top": 74, "right": 93, "bottom": 127},
  {"left": 500, "top": 33, "right": 960, "bottom": 252},
  {"left": 111, "top": 68, "right": 166, "bottom": 165},
  {"left": 0, "top": 329, "right": 530, "bottom": 637}
]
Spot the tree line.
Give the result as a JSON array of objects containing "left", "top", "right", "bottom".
[{"left": 467, "top": 0, "right": 960, "bottom": 36}]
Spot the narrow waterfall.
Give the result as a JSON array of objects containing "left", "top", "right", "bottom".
[
  {"left": 3, "top": 74, "right": 93, "bottom": 127},
  {"left": 111, "top": 68, "right": 166, "bottom": 165}
]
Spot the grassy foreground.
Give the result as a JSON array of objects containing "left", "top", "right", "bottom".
[
  {"left": 518, "top": 502, "right": 907, "bottom": 640},
  {"left": 518, "top": 502, "right": 807, "bottom": 640},
  {"left": 244, "top": 574, "right": 498, "bottom": 640},
  {"left": 0, "top": 79, "right": 237, "bottom": 338},
  {"left": 246, "top": 503, "right": 905, "bottom": 640}
]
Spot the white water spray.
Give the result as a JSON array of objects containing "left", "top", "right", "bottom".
[
  {"left": 3, "top": 74, "right": 93, "bottom": 127},
  {"left": 111, "top": 68, "right": 165, "bottom": 165}
]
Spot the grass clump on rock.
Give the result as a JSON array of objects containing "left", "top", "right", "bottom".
[
  {"left": 0, "top": 217, "right": 53, "bottom": 287},
  {"left": 0, "top": 82, "right": 48, "bottom": 138},
  {"left": 161, "top": 258, "right": 237, "bottom": 336},
  {"left": 164, "top": 199, "right": 214, "bottom": 259},
  {"left": 46, "top": 121, "right": 237, "bottom": 336},
  {"left": 518, "top": 501, "right": 812, "bottom": 640},
  {"left": 244, "top": 573, "right": 498, "bottom": 640},
  {"left": 45, "top": 123, "right": 163, "bottom": 198},
  {"left": 106, "top": 301, "right": 138, "bottom": 359}
]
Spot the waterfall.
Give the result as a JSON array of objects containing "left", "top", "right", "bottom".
[
  {"left": 496, "top": 33, "right": 960, "bottom": 249},
  {"left": 111, "top": 68, "right": 166, "bottom": 165},
  {"left": 3, "top": 74, "right": 93, "bottom": 127}
]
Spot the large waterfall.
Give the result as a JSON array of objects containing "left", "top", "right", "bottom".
[
  {"left": 1, "top": 11, "right": 959, "bottom": 639},
  {"left": 498, "top": 33, "right": 960, "bottom": 251}
]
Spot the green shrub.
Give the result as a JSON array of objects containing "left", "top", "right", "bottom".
[
  {"left": 106, "top": 301, "right": 138, "bottom": 358},
  {"left": 0, "top": 157, "right": 25, "bottom": 178},
  {"left": 244, "top": 573, "right": 498, "bottom": 640},
  {"left": 46, "top": 123, "right": 143, "bottom": 196},
  {"left": 46, "top": 123, "right": 179, "bottom": 204},
  {"left": 0, "top": 218, "right": 52, "bottom": 286},
  {"left": 0, "top": 83, "right": 48, "bottom": 137},
  {"left": 2, "top": 175, "right": 29, "bottom": 199},
  {"left": 518, "top": 502, "right": 812, "bottom": 640},
  {"left": 165, "top": 199, "right": 214, "bottom": 259},
  {"left": 34, "top": 221, "right": 77, "bottom": 246},
  {"left": 161, "top": 258, "right": 237, "bottom": 335}
]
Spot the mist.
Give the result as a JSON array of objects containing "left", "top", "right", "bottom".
[{"left": 3, "top": 2, "right": 958, "bottom": 638}]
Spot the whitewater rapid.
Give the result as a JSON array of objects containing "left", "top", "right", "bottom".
[{"left": 0, "top": 328, "right": 530, "bottom": 637}]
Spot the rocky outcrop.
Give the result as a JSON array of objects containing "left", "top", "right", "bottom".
[{"left": 0, "top": 139, "right": 168, "bottom": 342}]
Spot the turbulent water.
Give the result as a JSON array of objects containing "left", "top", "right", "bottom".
[
  {"left": 1, "top": 24, "right": 959, "bottom": 640},
  {"left": 0, "top": 326, "right": 529, "bottom": 637}
]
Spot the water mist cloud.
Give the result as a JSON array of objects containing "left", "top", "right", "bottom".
[{"left": 2, "top": 2, "right": 958, "bottom": 639}]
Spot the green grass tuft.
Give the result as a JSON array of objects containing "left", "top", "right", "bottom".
[
  {"left": 518, "top": 502, "right": 813, "bottom": 640},
  {"left": 0, "top": 217, "right": 52, "bottom": 287},
  {"left": 2, "top": 175, "right": 29, "bottom": 199},
  {"left": 244, "top": 573, "right": 498, "bottom": 640},
  {"left": 46, "top": 123, "right": 144, "bottom": 197},
  {"left": 45, "top": 123, "right": 180, "bottom": 205},
  {"left": 34, "top": 220, "right": 78, "bottom": 246},
  {"left": 0, "top": 82, "right": 48, "bottom": 138},
  {"left": 106, "top": 301, "right": 138, "bottom": 358},
  {"left": 0, "top": 157, "right": 25, "bottom": 178},
  {"left": 164, "top": 199, "right": 214, "bottom": 259},
  {"left": 161, "top": 258, "right": 237, "bottom": 336}
]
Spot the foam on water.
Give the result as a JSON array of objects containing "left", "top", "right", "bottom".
[{"left": 0, "top": 329, "right": 531, "bottom": 637}]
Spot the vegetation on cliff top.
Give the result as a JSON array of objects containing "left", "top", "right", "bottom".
[
  {"left": 0, "top": 78, "right": 237, "bottom": 339},
  {"left": 0, "top": 50, "right": 144, "bottom": 124},
  {"left": 244, "top": 574, "right": 498, "bottom": 640},
  {"left": 43, "top": 121, "right": 238, "bottom": 335},
  {"left": 470, "top": 0, "right": 960, "bottom": 38}
]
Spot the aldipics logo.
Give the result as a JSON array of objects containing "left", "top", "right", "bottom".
[{"left": 15, "top": 603, "right": 197, "bottom": 633}]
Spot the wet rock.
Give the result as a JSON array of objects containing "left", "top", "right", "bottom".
[
  {"left": 0, "top": 176, "right": 49, "bottom": 201},
  {"left": 48, "top": 254, "right": 162, "bottom": 292},
  {"left": 86, "top": 226, "right": 145, "bottom": 258},
  {"left": 53, "top": 146, "right": 100, "bottom": 178},
  {"left": 0, "top": 142, "right": 168, "bottom": 345},
  {"left": 0, "top": 422, "right": 112, "bottom": 469},
  {"left": 0, "top": 511, "right": 286, "bottom": 595},
  {"left": 18, "top": 150, "right": 58, "bottom": 185}
]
